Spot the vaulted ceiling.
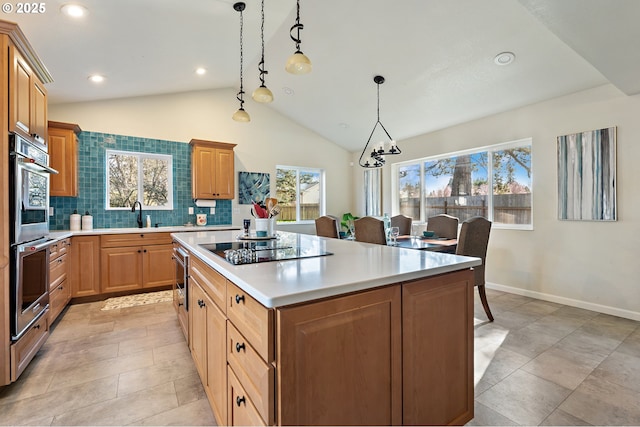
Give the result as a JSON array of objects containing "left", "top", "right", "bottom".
[{"left": 9, "top": 0, "right": 640, "bottom": 152}]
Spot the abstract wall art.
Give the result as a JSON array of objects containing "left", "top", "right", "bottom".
[
  {"left": 557, "top": 126, "right": 616, "bottom": 221},
  {"left": 238, "top": 171, "right": 270, "bottom": 205}
]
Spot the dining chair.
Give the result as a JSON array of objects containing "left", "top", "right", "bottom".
[
  {"left": 315, "top": 215, "right": 341, "bottom": 238},
  {"left": 426, "top": 214, "right": 459, "bottom": 239},
  {"left": 456, "top": 216, "right": 494, "bottom": 322},
  {"left": 354, "top": 217, "right": 387, "bottom": 245},
  {"left": 390, "top": 214, "right": 412, "bottom": 236}
]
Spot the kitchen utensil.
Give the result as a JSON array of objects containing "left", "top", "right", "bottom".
[{"left": 269, "top": 205, "right": 281, "bottom": 218}]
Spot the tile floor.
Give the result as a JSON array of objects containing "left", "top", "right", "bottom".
[{"left": 0, "top": 289, "right": 639, "bottom": 426}]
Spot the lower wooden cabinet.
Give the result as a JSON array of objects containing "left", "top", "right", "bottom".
[
  {"left": 69, "top": 236, "right": 100, "bottom": 298},
  {"left": 228, "top": 367, "right": 266, "bottom": 426},
  {"left": 10, "top": 312, "right": 48, "bottom": 381},
  {"left": 49, "top": 238, "right": 71, "bottom": 323}
]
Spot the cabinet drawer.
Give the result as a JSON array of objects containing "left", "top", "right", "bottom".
[
  {"left": 190, "top": 256, "right": 226, "bottom": 312},
  {"left": 10, "top": 313, "right": 49, "bottom": 381},
  {"left": 101, "top": 232, "right": 172, "bottom": 248},
  {"left": 49, "top": 253, "right": 67, "bottom": 291},
  {"left": 228, "top": 367, "right": 266, "bottom": 426},
  {"left": 227, "top": 322, "right": 275, "bottom": 425},
  {"left": 49, "top": 280, "right": 70, "bottom": 323},
  {"left": 227, "top": 282, "right": 274, "bottom": 363},
  {"left": 49, "top": 237, "right": 70, "bottom": 260}
]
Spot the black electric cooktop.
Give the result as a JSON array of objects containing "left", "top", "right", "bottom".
[{"left": 201, "top": 240, "right": 333, "bottom": 265}]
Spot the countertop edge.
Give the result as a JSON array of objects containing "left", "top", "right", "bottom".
[{"left": 48, "top": 225, "right": 240, "bottom": 240}]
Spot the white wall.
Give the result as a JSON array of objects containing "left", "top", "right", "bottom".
[
  {"left": 49, "top": 88, "right": 354, "bottom": 235},
  {"left": 353, "top": 84, "right": 640, "bottom": 320}
]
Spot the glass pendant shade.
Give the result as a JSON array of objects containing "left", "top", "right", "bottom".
[
  {"left": 285, "top": 51, "right": 312, "bottom": 75},
  {"left": 252, "top": 85, "right": 274, "bottom": 103},
  {"left": 232, "top": 107, "right": 250, "bottom": 122}
]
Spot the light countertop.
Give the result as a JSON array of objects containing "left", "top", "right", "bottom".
[
  {"left": 172, "top": 230, "right": 481, "bottom": 308},
  {"left": 48, "top": 225, "right": 240, "bottom": 240}
]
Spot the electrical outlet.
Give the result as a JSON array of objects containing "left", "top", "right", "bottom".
[
  {"left": 210, "top": 207, "right": 215, "bottom": 214},
  {"left": 188, "top": 207, "right": 194, "bottom": 215},
  {"left": 49, "top": 207, "right": 54, "bottom": 216}
]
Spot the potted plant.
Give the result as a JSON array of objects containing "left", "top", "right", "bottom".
[{"left": 340, "top": 212, "right": 358, "bottom": 238}]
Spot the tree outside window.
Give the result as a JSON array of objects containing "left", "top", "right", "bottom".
[
  {"left": 276, "top": 166, "right": 324, "bottom": 222},
  {"left": 106, "top": 150, "right": 173, "bottom": 210}
]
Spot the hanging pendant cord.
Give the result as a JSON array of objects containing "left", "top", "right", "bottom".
[
  {"left": 258, "top": 0, "right": 267, "bottom": 86},
  {"left": 237, "top": 7, "right": 245, "bottom": 106}
]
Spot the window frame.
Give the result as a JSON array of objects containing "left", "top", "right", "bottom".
[
  {"left": 275, "top": 165, "right": 325, "bottom": 224},
  {"left": 391, "top": 138, "right": 532, "bottom": 230},
  {"left": 105, "top": 149, "right": 174, "bottom": 211}
]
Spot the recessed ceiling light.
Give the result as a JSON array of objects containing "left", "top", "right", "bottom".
[
  {"left": 88, "top": 74, "right": 105, "bottom": 83},
  {"left": 282, "top": 87, "right": 294, "bottom": 95},
  {"left": 494, "top": 52, "right": 515, "bottom": 66},
  {"left": 338, "top": 122, "right": 349, "bottom": 129},
  {"left": 195, "top": 67, "right": 206, "bottom": 76},
  {"left": 60, "top": 3, "right": 88, "bottom": 18}
]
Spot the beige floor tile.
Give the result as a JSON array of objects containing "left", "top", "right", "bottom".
[
  {"left": 45, "top": 320, "right": 115, "bottom": 344},
  {"left": 134, "top": 396, "right": 217, "bottom": 426},
  {"left": 559, "top": 375, "right": 640, "bottom": 426},
  {"left": 524, "top": 313, "right": 588, "bottom": 339},
  {"left": 117, "top": 330, "right": 186, "bottom": 356},
  {"left": 465, "top": 401, "right": 517, "bottom": 426},
  {"left": 51, "top": 381, "right": 179, "bottom": 426},
  {"left": 591, "top": 350, "right": 640, "bottom": 393},
  {"left": 617, "top": 328, "right": 640, "bottom": 357},
  {"left": 474, "top": 322, "right": 510, "bottom": 351},
  {"left": 476, "top": 369, "right": 572, "bottom": 425},
  {"left": 474, "top": 347, "right": 530, "bottom": 386},
  {"left": 552, "top": 305, "right": 599, "bottom": 321},
  {"left": 0, "top": 369, "right": 54, "bottom": 404},
  {"left": 492, "top": 310, "right": 542, "bottom": 330},
  {"left": 153, "top": 341, "right": 192, "bottom": 364},
  {"left": 174, "top": 373, "right": 208, "bottom": 406},
  {"left": 47, "top": 350, "right": 155, "bottom": 392},
  {"left": 521, "top": 346, "right": 602, "bottom": 390},
  {"left": 517, "top": 300, "right": 562, "bottom": 317},
  {"left": 554, "top": 328, "right": 623, "bottom": 359},
  {"left": 59, "top": 325, "right": 149, "bottom": 354},
  {"left": 579, "top": 313, "right": 638, "bottom": 341},
  {"left": 117, "top": 356, "right": 199, "bottom": 396},
  {"left": 27, "top": 343, "right": 120, "bottom": 378},
  {"left": 500, "top": 327, "right": 561, "bottom": 359},
  {"left": 540, "top": 408, "right": 591, "bottom": 426}
]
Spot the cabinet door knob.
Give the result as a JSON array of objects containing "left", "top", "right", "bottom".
[
  {"left": 143, "top": 249, "right": 147, "bottom": 253},
  {"left": 236, "top": 396, "right": 246, "bottom": 407},
  {"left": 235, "top": 342, "right": 245, "bottom": 353},
  {"left": 235, "top": 294, "right": 245, "bottom": 304},
  {"left": 138, "top": 250, "right": 142, "bottom": 253},
  {"left": 198, "top": 299, "right": 205, "bottom": 308}
]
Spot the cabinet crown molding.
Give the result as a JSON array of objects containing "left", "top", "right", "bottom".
[
  {"left": 0, "top": 20, "right": 53, "bottom": 84},
  {"left": 189, "top": 139, "right": 237, "bottom": 150}
]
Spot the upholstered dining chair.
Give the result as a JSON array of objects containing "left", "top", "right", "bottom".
[
  {"left": 426, "top": 214, "right": 459, "bottom": 239},
  {"left": 315, "top": 215, "right": 341, "bottom": 238},
  {"left": 456, "top": 216, "right": 494, "bottom": 322},
  {"left": 354, "top": 217, "right": 387, "bottom": 245},
  {"left": 390, "top": 214, "right": 412, "bottom": 236}
]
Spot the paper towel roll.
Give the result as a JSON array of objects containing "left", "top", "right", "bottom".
[
  {"left": 194, "top": 199, "right": 217, "bottom": 208},
  {"left": 70, "top": 213, "right": 81, "bottom": 231}
]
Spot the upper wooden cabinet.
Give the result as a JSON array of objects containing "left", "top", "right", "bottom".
[
  {"left": 9, "top": 44, "right": 48, "bottom": 147},
  {"left": 48, "top": 121, "right": 81, "bottom": 197},
  {"left": 190, "top": 139, "right": 236, "bottom": 200}
]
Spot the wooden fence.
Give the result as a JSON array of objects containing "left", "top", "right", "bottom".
[{"left": 278, "top": 204, "right": 320, "bottom": 222}]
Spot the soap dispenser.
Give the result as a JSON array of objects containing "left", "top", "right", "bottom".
[{"left": 146, "top": 215, "right": 151, "bottom": 228}]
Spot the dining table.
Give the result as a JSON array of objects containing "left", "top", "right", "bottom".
[{"left": 392, "top": 235, "right": 457, "bottom": 253}]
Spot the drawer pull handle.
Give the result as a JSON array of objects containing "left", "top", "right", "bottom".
[
  {"left": 138, "top": 250, "right": 142, "bottom": 253},
  {"left": 198, "top": 299, "right": 205, "bottom": 308},
  {"left": 235, "top": 294, "right": 245, "bottom": 304},
  {"left": 235, "top": 342, "right": 245, "bottom": 353},
  {"left": 34, "top": 324, "right": 40, "bottom": 330},
  {"left": 236, "top": 396, "right": 246, "bottom": 407}
]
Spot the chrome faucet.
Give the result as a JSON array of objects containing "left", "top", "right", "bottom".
[{"left": 131, "top": 201, "right": 143, "bottom": 228}]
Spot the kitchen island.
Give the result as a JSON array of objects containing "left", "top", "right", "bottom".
[{"left": 172, "top": 230, "right": 481, "bottom": 426}]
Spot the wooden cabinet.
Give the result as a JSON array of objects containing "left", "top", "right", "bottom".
[
  {"left": 9, "top": 44, "right": 48, "bottom": 146},
  {"left": 190, "top": 139, "right": 236, "bottom": 200},
  {"left": 48, "top": 121, "right": 81, "bottom": 196},
  {"left": 69, "top": 236, "right": 101, "bottom": 298},
  {"left": 10, "top": 312, "right": 48, "bottom": 382},
  {"left": 100, "top": 233, "right": 174, "bottom": 294},
  {"left": 49, "top": 238, "right": 71, "bottom": 323},
  {"left": 190, "top": 271, "right": 228, "bottom": 425}
]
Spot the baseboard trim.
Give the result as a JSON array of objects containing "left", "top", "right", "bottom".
[{"left": 486, "top": 282, "right": 640, "bottom": 322}]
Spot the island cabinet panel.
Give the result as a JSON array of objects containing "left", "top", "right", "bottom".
[
  {"left": 228, "top": 367, "right": 266, "bottom": 426},
  {"left": 190, "top": 273, "right": 228, "bottom": 425},
  {"left": 402, "top": 270, "right": 474, "bottom": 426},
  {"left": 190, "top": 255, "right": 226, "bottom": 311},
  {"left": 276, "top": 285, "right": 403, "bottom": 426},
  {"left": 69, "top": 236, "right": 101, "bottom": 298}
]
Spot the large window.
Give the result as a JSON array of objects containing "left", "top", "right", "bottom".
[
  {"left": 106, "top": 150, "right": 173, "bottom": 210},
  {"left": 276, "top": 166, "right": 324, "bottom": 222},
  {"left": 393, "top": 138, "right": 532, "bottom": 229}
]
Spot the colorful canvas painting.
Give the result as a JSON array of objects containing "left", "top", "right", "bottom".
[
  {"left": 557, "top": 127, "right": 616, "bottom": 221},
  {"left": 238, "top": 172, "right": 270, "bottom": 205}
]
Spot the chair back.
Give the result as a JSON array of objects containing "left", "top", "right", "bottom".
[
  {"left": 354, "top": 217, "right": 387, "bottom": 245},
  {"left": 390, "top": 214, "right": 412, "bottom": 235},
  {"left": 456, "top": 216, "right": 491, "bottom": 287},
  {"left": 315, "top": 215, "right": 340, "bottom": 238},
  {"left": 426, "top": 214, "right": 459, "bottom": 239}
]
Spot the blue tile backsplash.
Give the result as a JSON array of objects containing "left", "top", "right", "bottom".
[{"left": 50, "top": 131, "right": 232, "bottom": 230}]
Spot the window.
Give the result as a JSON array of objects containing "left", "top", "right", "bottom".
[
  {"left": 392, "top": 138, "right": 532, "bottom": 229},
  {"left": 106, "top": 150, "right": 173, "bottom": 210},
  {"left": 364, "top": 168, "right": 381, "bottom": 216},
  {"left": 276, "top": 166, "right": 324, "bottom": 222}
]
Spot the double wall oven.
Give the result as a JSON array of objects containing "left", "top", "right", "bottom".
[{"left": 9, "top": 133, "right": 57, "bottom": 341}]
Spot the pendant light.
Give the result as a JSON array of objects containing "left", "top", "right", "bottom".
[
  {"left": 359, "top": 75, "right": 401, "bottom": 168},
  {"left": 252, "top": 0, "right": 273, "bottom": 103},
  {"left": 285, "top": 0, "right": 312, "bottom": 75},
  {"left": 232, "top": 2, "right": 250, "bottom": 122}
]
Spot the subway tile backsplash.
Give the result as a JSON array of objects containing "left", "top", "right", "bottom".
[{"left": 50, "top": 131, "right": 232, "bottom": 230}]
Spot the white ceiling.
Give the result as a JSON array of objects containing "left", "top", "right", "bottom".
[{"left": 9, "top": 0, "right": 640, "bottom": 152}]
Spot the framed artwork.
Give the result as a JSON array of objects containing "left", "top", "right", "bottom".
[
  {"left": 238, "top": 171, "right": 270, "bottom": 205},
  {"left": 557, "top": 126, "right": 616, "bottom": 221}
]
